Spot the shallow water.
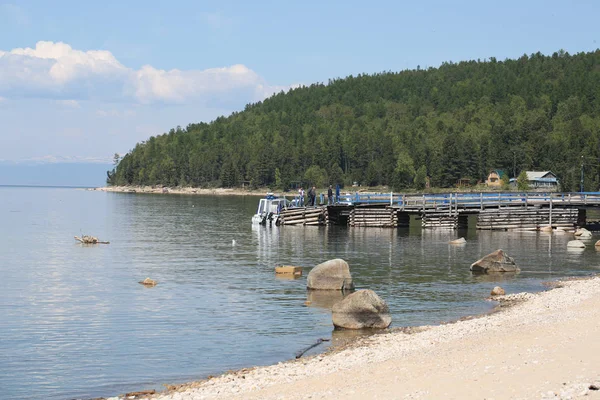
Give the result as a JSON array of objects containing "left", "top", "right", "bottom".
[{"left": 1, "top": 187, "right": 599, "bottom": 400}]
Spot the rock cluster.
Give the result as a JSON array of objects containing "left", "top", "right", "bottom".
[{"left": 307, "top": 259, "right": 391, "bottom": 330}]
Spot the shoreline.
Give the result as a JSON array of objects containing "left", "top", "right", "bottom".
[
  {"left": 93, "top": 186, "right": 270, "bottom": 196},
  {"left": 106, "top": 275, "right": 600, "bottom": 400}
]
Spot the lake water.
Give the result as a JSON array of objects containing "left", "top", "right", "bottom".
[{"left": 2, "top": 186, "right": 600, "bottom": 400}]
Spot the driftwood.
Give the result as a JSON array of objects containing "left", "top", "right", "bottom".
[
  {"left": 124, "top": 389, "right": 156, "bottom": 398},
  {"left": 74, "top": 235, "right": 110, "bottom": 244},
  {"left": 295, "top": 338, "right": 330, "bottom": 359}
]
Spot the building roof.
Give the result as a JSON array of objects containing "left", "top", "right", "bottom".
[
  {"left": 525, "top": 171, "right": 557, "bottom": 181},
  {"left": 488, "top": 169, "right": 507, "bottom": 178}
]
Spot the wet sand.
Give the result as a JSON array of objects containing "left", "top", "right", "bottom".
[{"left": 111, "top": 276, "right": 600, "bottom": 400}]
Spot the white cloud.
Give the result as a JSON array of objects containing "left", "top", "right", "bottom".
[{"left": 0, "top": 41, "right": 291, "bottom": 104}]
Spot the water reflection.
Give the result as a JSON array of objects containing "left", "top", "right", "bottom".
[
  {"left": 306, "top": 290, "right": 347, "bottom": 310},
  {"left": 470, "top": 272, "right": 520, "bottom": 284}
]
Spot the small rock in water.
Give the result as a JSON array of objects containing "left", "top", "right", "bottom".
[
  {"left": 470, "top": 249, "right": 519, "bottom": 273},
  {"left": 139, "top": 277, "right": 157, "bottom": 286},
  {"left": 332, "top": 289, "right": 391, "bottom": 329},
  {"left": 539, "top": 225, "right": 553, "bottom": 233},
  {"left": 449, "top": 237, "right": 466, "bottom": 245},
  {"left": 567, "top": 240, "right": 586, "bottom": 248},
  {"left": 574, "top": 228, "right": 592, "bottom": 238},
  {"left": 232, "top": 239, "right": 236, "bottom": 246},
  {"left": 491, "top": 286, "right": 506, "bottom": 296}
]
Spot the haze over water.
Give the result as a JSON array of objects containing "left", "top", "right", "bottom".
[{"left": 2, "top": 186, "right": 599, "bottom": 400}]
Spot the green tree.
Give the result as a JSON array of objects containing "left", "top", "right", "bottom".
[
  {"left": 501, "top": 174, "right": 510, "bottom": 190},
  {"left": 392, "top": 151, "right": 415, "bottom": 190},
  {"left": 328, "top": 163, "right": 344, "bottom": 186},
  {"left": 414, "top": 165, "right": 427, "bottom": 190},
  {"left": 304, "top": 165, "right": 328, "bottom": 188},
  {"left": 517, "top": 170, "right": 530, "bottom": 191}
]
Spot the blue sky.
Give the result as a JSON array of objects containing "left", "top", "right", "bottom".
[{"left": 0, "top": 0, "right": 598, "bottom": 163}]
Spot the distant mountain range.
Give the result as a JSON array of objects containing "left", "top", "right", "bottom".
[{"left": 0, "top": 162, "right": 113, "bottom": 187}]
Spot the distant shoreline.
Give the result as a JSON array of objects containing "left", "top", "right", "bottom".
[{"left": 93, "top": 186, "right": 273, "bottom": 196}]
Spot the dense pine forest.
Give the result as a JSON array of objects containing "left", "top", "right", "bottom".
[{"left": 107, "top": 50, "right": 600, "bottom": 192}]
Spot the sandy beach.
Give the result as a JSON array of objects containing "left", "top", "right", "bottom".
[{"left": 102, "top": 276, "right": 600, "bottom": 400}]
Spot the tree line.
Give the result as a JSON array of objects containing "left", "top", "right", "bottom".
[{"left": 107, "top": 49, "right": 600, "bottom": 192}]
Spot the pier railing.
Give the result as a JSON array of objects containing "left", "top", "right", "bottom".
[{"left": 338, "top": 191, "right": 600, "bottom": 211}]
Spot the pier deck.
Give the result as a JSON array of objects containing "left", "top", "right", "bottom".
[{"left": 278, "top": 192, "right": 600, "bottom": 230}]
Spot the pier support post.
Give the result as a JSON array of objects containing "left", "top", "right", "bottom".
[{"left": 549, "top": 195, "right": 553, "bottom": 227}]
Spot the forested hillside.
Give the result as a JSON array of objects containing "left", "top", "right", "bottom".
[{"left": 108, "top": 50, "right": 600, "bottom": 191}]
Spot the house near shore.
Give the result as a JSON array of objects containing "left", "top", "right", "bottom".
[
  {"left": 510, "top": 171, "right": 559, "bottom": 191},
  {"left": 486, "top": 170, "right": 507, "bottom": 187}
]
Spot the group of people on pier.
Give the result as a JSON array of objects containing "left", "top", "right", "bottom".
[{"left": 297, "top": 185, "right": 338, "bottom": 207}]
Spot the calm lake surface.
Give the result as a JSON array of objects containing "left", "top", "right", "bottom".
[{"left": 2, "top": 186, "right": 600, "bottom": 400}]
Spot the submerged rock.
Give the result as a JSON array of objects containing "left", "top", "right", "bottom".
[
  {"left": 491, "top": 286, "right": 506, "bottom": 296},
  {"left": 307, "top": 259, "right": 354, "bottom": 290},
  {"left": 139, "top": 277, "right": 157, "bottom": 287},
  {"left": 332, "top": 290, "right": 391, "bottom": 329},
  {"left": 470, "top": 249, "right": 519, "bottom": 273},
  {"left": 567, "top": 240, "right": 586, "bottom": 248},
  {"left": 449, "top": 237, "right": 467, "bottom": 245}
]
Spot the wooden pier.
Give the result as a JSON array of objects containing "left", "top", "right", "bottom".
[{"left": 277, "top": 192, "right": 600, "bottom": 230}]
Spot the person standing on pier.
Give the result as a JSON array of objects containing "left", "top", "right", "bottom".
[
  {"left": 307, "top": 186, "right": 315, "bottom": 206},
  {"left": 312, "top": 186, "right": 317, "bottom": 206},
  {"left": 328, "top": 185, "right": 333, "bottom": 205},
  {"left": 299, "top": 187, "right": 305, "bottom": 206}
]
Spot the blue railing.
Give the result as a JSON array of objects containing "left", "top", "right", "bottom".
[
  {"left": 342, "top": 191, "right": 600, "bottom": 209},
  {"left": 287, "top": 191, "right": 600, "bottom": 210}
]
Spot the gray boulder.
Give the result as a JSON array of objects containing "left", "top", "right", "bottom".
[
  {"left": 307, "top": 258, "right": 354, "bottom": 290},
  {"left": 470, "top": 249, "right": 520, "bottom": 273},
  {"left": 332, "top": 290, "right": 392, "bottom": 329}
]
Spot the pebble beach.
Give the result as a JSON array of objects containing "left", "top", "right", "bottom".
[{"left": 101, "top": 275, "right": 600, "bottom": 400}]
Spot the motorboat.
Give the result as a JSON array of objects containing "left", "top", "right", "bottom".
[{"left": 252, "top": 193, "right": 292, "bottom": 225}]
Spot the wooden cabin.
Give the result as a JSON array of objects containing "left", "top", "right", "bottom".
[
  {"left": 510, "top": 171, "right": 559, "bottom": 191},
  {"left": 486, "top": 170, "right": 507, "bottom": 187}
]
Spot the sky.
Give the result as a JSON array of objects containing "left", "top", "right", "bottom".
[{"left": 0, "top": 0, "right": 599, "bottom": 164}]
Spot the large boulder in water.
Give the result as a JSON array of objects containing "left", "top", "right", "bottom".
[
  {"left": 307, "top": 259, "right": 354, "bottom": 290},
  {"left": 332, "top": 290, "right": 391, "bottom": 329},
  {"left": 470, "top": 249, "right": 519, "bottom": 273}
]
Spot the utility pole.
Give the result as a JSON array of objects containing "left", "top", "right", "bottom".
[{"left": 580, "top": 155, "right": 584, "bottom": 193}]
